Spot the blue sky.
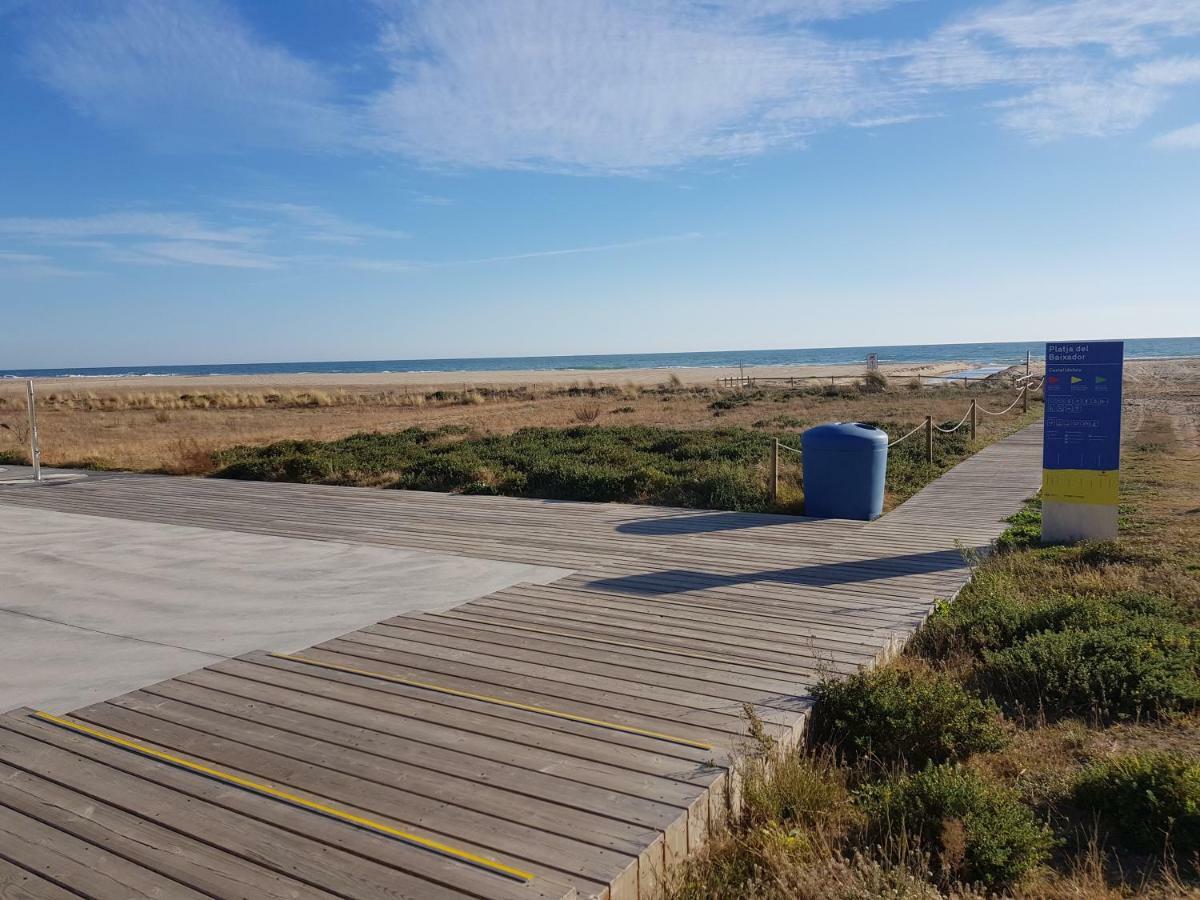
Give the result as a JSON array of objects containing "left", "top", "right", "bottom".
[{"left": 2, "top": 0, "right": 1198, "bottom": 368}]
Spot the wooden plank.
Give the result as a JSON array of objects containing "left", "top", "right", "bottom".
[
  {"left": 62, "top": 702, "right": 642, "bottom": 898},
  {"left": 0, "top": 857, "right": 78, "bottom": 900},
  {"left": 0, "top": 766, "right": 328, "bottom": 900},
  {"left": 0, "top": 802, "right": 206, "bottom": 899},
  {"left": 0, "top": 714, "right": 573, "bottom": 900}
]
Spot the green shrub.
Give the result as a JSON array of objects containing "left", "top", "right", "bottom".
[
  {"left": 214, "top": 421, "right": 983, "bottom": 512},
  {"left": 809, "top": 667, "right": 1005, "bottom": 768},
  {"left": 994, "top": 501, "right": 1042, "bottom": 553},
  {"left": 976, "top": 617, "right": 1200, "bottom": 719},
  {"left": 1073, "top": 753, "right": 1200, "bottom": 854},
  {"left": 917, "top": 586, "right": 1187, "bottom": 661},
  {"left": 858, "top": 765, "right": 1054, "bottom": 887}
]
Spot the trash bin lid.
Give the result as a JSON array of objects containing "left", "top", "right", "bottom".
[{"left": 801, "top": 422, "right": 888, "bottom": 451}]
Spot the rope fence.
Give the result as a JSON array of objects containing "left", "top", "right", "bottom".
[{"left": 766, "top": 381, "right": 1041, "bottom": 502}]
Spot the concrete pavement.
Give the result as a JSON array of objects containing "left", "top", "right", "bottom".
[{"left": 0, "top": 503, "right": 570, "bottom": 712}]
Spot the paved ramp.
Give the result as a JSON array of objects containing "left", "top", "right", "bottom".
[{"left": 0, "top": 424, "right": 1042, "bottom": 899}]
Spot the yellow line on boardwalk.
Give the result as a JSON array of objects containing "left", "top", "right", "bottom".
[
  {"left": 31, "top": 710, "right": 533, "bottom": 883},
  {"left": 270, "top": 652, "right": 715, "bottom": 751}
]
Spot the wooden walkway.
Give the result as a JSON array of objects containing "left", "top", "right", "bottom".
[{"left": 0, "top": 424, "right": 1043, "bottom": 900}]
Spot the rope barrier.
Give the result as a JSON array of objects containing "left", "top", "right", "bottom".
[
  {"left": 933, "top": 406, "right": 973, "bottom": 433},
  {"left": 887, "top": 421, "right": 926, "bottom": 447},
  {"left": 766, "top": 378, "right": 1038, "bottom": 479},
  {"left": 977, "top": 393, "right": 1024, "bottom": 416}
]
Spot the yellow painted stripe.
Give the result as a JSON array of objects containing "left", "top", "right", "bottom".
[
  {"left": 1042, "top": 468, "right": 1119, "bottom": 505},
  {"left": 270, "top": 652, "right": 715, "bottom": 751},
  {"left": 31, "top": 710, "right": 533, "bottom": 883}
]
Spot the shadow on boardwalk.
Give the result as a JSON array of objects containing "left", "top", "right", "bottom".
[
  {"left": 615, "top": 512, "right": 824, "bottom": 536},
  {"left": 587, "top": 548, "right": 968, "bottom": 595}
]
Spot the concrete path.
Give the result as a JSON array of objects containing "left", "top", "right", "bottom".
[{"left": 0, "top": 505, "right": 568, "bottom": 712}]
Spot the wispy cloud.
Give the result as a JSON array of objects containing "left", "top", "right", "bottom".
[
  {"left": 0, "top": 212, "right": 260, "bottom": 244},
  {"left": 904, "top": 2, "right": 1200, "bottom": 140},
  {"left": 0, "top": 250, "right": 86, "bottom": 278},
  {"left": 1152, "top": 121, "right": 1200, "bottom": 148},
  {"left": 18, "top": 0, "right": 1200, "bottom": 170},
  {"left": 230, "top": 203, "right": 409, "bottom": 244},
  {"left": 0, "top": 203, "right": 407, "bottom": 270},
  {"left": 25, "top": 0, "right": 346, "bottom": 151},
  {"left": 339, "top": 231, "right": 702, "bottom": 273},
  {"left": 434, "top": 231, "right": 703, "bottom": 267}
]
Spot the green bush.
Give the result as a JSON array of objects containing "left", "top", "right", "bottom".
[
  {"left": 1073, "top": 753, "right": 1200, "bottom": 855},
  {"left": 917, "top": 587, "right": 1187, "bottom": 660},
  {"left": 994, "top": 501, "right": 1042, "bottom": 553},
  {"left": 214, "top": 422, "right": 984, "bottom": 513},
  {"left": 976, "top": 616, "right": 1200, "bottom": 719},
  {"left": 809, "top": 667, "right": 1005, "bottom": 768},
  {"left": 858, "top": 765, "right": 1055, "bottom": 887}
]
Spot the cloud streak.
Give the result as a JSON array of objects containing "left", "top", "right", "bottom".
[
  {"left": 0, "top": 204, "right": 408, "bottom": 271},
  {"left": 17, "top": 0, "right": 1200, "bottom": 171},
  {"left": 1152, "top": 121, "right": 1200, "bottom": 148}
]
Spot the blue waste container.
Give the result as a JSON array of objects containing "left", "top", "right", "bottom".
[{"left": 801, "top": 422, "right": 888, "bottom": 520}]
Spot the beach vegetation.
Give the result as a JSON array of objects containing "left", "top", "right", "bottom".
[
  {"left": 857, "top": 764, "right": 1056, "bottom": 887},
  {"left": 809, "top": 664, "right": 1006, "bottom": 768},
  {"left": 211, "top": 420, "right": 984, "bottom": 513},
  {"left": 1073, "top": 753, "right": 1200, "bottom": 855},
  {"left": 666, "top": 418, "right": 1200, "bottom": 898}
]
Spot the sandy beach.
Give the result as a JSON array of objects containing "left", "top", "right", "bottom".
[{"left": 16, "top": 360, "right": 969, "bottom": 393}]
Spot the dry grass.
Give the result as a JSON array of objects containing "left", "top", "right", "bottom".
[{"left": 0, "top": 371, "right": 1044, "bottom": 476}]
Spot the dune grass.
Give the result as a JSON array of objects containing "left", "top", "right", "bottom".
[
  {"left": 664, "top": 421, "right": 1200, "bottom": 899},
  {"left": 211, "top": 419, "right": 983, "bottom": 513}
]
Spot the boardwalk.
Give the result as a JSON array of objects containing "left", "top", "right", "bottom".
[{"left": 0, "top": 424, "right": 1042, "bottom": 899}]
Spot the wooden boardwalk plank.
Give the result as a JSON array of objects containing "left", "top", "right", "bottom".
[{"left": 0, "top": 422, "right": 1045, "bottom": 899}]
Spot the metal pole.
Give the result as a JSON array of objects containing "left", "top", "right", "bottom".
[
  {"left": 26, "top": 379, "right": 42, "bottom": 482},
  {"left": 970, "top": 399, "right": 977, "bottom": 442},
  {"left": 769, "top": 438, "right": 779, "bottom": 504},
  {"left": 925, "top": 415, "right": 934, "bottom": 464}
]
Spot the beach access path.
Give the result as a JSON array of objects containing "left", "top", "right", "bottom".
[{"left": 0, "top": 423, "right": 1043, "bottom": 900}]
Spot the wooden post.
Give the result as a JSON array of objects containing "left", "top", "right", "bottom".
[
  {"left": 26, "top": 379, "right": 41, "bottom": 482},
  {"left": 769, "top": 438, "right": 779, "bottom": 504},
  {"left": 925, "top": 415, "right": 934, "bottom": 464},
  {"left": 1022, "top": 384, "right": 1029, "bottom": 413},
  {"left": 969, "top": 399, "right": 978, "bottom": 442}
]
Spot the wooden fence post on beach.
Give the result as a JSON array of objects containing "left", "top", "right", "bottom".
[
  {"left": 769, "top": 438, "right": 779, "bottom": 504},
  {"left": 970, "top": 399, "right": 978, "bottom": 442},
  {"left": 1022, "top": 384, "right": 1029, "bottom": 413},
  {"left": 925, "top": 415, "right": 934, "bottom": 464}
]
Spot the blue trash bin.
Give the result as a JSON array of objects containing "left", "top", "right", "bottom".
[{"left": 801, "top": 422, "right": 888, "bottom": 520}]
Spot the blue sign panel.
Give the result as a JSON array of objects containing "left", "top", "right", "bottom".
[{"left": 1043, "top": 340, "right": 1124, "bottom": 472}]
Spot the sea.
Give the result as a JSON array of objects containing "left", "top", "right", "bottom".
[{"left": 3, "top": 337, "right": 1197, "bottom": 380}]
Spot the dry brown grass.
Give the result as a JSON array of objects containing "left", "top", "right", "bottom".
[{"left": 0, "top": 371, "right": 1045, "bottom": 474}]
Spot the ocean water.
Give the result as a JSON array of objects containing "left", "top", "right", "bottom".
[{"left": 4, "top": 337, "right": 1197, "bottom": 379}]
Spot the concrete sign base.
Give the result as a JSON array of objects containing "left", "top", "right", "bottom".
[{"left": 1042, "top": 499, "right": 1118, "bottom": 543}]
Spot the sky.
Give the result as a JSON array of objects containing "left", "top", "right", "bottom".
[{"left": 1, "top": 0, "right": 1198, "bottom": 368}]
